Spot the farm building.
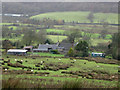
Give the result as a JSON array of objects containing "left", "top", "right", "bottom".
[
  {"left": 7, "top": 49, "right": 28, "bottom": 55},
  {"left": 59, "top": 41, "right": 78, "bottom": 53},
  {"left": 23, "top": 46, "right": 33, "bottom": 52},
  {"left": 58, "top": 43, "right": 72, "bottom": 53},
  {"left": 91, "top": 52, "right": 105, "bottom": 58},
  {"left": 33, "top": 43, "right": 64, "bottom": 52}
]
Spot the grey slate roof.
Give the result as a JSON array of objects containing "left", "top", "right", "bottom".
[
  {"left": 33, "top": 43, "right": 64, "bottom": 52},
  {"left": 59, "top": 43, "right": 72, "bottom": 50},
  {"left": 38, "top": 44, "right": 58, "bottom": 50}
]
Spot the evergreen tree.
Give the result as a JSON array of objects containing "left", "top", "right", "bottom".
[
  {"left": 45, "top": 39, "right": 51, "bottom": 44},
  {"left": 75, "top": 41, "right": 89, "bottom": 57},
  {"left": 111, "top": 32, "right": 120, "bottom": 60}
]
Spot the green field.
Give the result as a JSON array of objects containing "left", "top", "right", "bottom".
[
  {"left": 2, "top": 55, "right": 118, "bottom": 88},
  {"left": 2, "top": 34, "right": 111, "bottom": 47},
  {"left": 0, "top": 23, "right": 14, "bottom": 25},
  {"left": 30, "top": 52, "right": 64, "bottom": 57},
  {"left": 30, "top": 11, "right": 118, "bottom": 24},
  {"left": 1, "top": 18, "right": 115, "bottom": 47},
  {"left": 2, "top": 37, "right": 22, "bottom": 42},
  {"left": 91, "top": 39, "right": 111, "bottom": 46},
  {"left": 47, "top": 35, "right": 67, "bottom": 43},
  {"left": 106, "top": 34, "right": 112, "bottom": 39},
  {"left": 2, "top": 34, "right": 67, "bottom": 44},
  {"left": 8, "top": 26, "right": 17, "bottom": 30},
  {"left": 46, "top": 29, "right": 65, "bottom": 34}
]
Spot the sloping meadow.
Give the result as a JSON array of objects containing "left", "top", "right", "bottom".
[{"left": 1, "top": 55, "right": 119, "bottom": 88}]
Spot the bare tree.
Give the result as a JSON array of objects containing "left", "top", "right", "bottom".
[
  {"left": 87, "top": 12, "right": 94, "bottom": 23},
  {"left": 100, "top": 22, "right": 109, "bottom": 39},
  {"left": 67, "top": 29, "right": 81, "bottom": 44}
]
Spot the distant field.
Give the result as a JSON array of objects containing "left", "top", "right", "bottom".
[
  {"left": 0, "top": 23, "right": 14, "bottom": 25},
  {"left": 2, "top": 23, "right": 118, "bottom": 34},
  {"left": 2, "top": 37, "right": 22, "bottom": 42},
  {"left": 94, "top": 13, "right": 118, "bottom": 24},
  {"left": 8, "top": 26, "right": 17, "bottom": 30},
  {"left": 46, "top": 29, "right": 65, "bottom": 34},
  {"left": 1, "top": 22, "right": 114, "bottom": 47},
  {"left": 2, "top": 33, "right": 111, "bottom": 46},
  {"left": 106, "top": 34, "right": 112, "bottom": 39},
  {"left": 30, "top": 11, "right": 118, "bottom": 24},
  {"left": 47, "top": 35, "right": 67, "bottom": 43},
  {"left": 91, "top": 39, "right": 111, "bottom": 46}
]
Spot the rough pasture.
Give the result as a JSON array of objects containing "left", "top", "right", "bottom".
[{"left": 2, "top": 55, "right": 119, "bottom": 88}]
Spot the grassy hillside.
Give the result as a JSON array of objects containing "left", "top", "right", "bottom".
[
  {"left": 2, "top": 55, "right": 118, "bottom": 88},
  {"left": 30, "top": 11, "right": 118, "bottom": 24}
]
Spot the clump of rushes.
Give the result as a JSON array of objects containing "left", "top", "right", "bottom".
[
  {"left": 2, "top": 78, "right": 24, "bottom": 88},
  {"left": 62, "top": 79, "right": 83, "bottom": 88},
  {"left": 2, "top": 78, "right": 42, "bottom": 88}
]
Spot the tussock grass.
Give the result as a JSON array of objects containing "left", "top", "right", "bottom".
[
  {"left": 2, "top": 78, "right": 42, "bottom": 89},
  {"left": 62, "top": 79, "right": 83, "bottom": 88}
]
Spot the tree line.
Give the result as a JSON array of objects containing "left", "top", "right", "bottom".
[
  {"left": 107, "top": 32, "right": 120, "bottom": 60},
  {"left": 2, "top": 2, "right": 118, "bottom": 16}
]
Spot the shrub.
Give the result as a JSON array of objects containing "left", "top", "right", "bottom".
[
  {"left": 67, "top": 48, "right": 74, "bottom": 57},
  {"left": 50, "top": 50, "right": 60, "bottom": 54},
  {"left": 75, "top": 41, "right": 89, "bottom": 57}
]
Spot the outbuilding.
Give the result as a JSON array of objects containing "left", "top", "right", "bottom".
[
  {"left": 23, "top": 46, "right": 33, "bottom": 52},
  {"left": 7, "top": 49, "right": 28, "bottom": 55}
]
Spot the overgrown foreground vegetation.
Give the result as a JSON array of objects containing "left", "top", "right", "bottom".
[{"left": 2, "top": 55, "right": 119, "bottom": 88}]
